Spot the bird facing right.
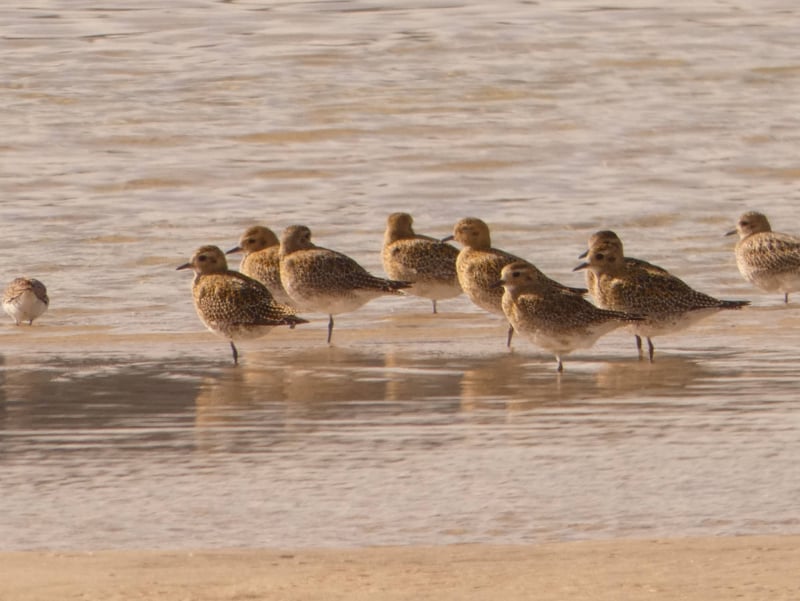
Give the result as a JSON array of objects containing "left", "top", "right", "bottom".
[
  {"left": 727, "top": 211, "right": 800, "bottom": 303},
  {"left": 3, "top": 277, "right": 49, "bottom": 325},
  {"left": 574, "top": 231, "right": 749, "bottom": 361},
  {"left": 495, "top": 262, "right": 642, "bottom": 372}
]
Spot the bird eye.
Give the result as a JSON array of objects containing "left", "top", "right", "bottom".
[
  {"left": 247, "top": 238, "right": 255, "bottom": 244},
  {"left": 512, "top": 271, "right": 520, "bottom": 278},
  {"left": 198, "top": 255, "right": 207, "bottom": 262},
  {"left": 595, "top": 252, "right": 604, "bottom": 260}
]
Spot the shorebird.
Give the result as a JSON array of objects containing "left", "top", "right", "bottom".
[
  {"left": 225, "top": 225, "right": 294, "bottom": 306},
  {"left": 2, "top": 278, "right": 49, "bottom": 325},
  {"left": 177, "top": 245, "right": 307, "bottom": 364},
  {"left": 279, "top": 225, "right": 412, "bottom": 343},
  {"left": 727, "top": 211, "right": 800, "bottom": 303},
  {"left": 578, "top": 230, "right": 669, "bottom": 353},
  {"left": 495, "top": 262, "right": 642, "bottom": 372},
  {"left": 444, "top": 217, "right": 586, "bottom": 347},
  {"left": 575, "top": 231, "right": 749, "bottom": 361},
  {"left": 382, "top": 212, "right": 461, "bottom": 314}
]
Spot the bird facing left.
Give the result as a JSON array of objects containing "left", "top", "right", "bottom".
[{"left": 177, "top": 245, "right": 307, "bottom": 364}]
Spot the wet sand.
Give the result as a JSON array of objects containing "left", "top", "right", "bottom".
[
  {"left": 2, "top": 312, "right": 799, "bottom": 551},
  {"left": 3, "top": 536, "right": 799, "bottom": 601}
]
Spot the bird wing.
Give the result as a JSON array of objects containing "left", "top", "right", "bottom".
[
  {"left": 610, "top": 269, "right": 727, "bottom": 314},
  {"left": 197, "top": 273, "right": 301, "bottom": 326},
  {"left": 741, "top": 233, "right": 800, "bottom": 272}
]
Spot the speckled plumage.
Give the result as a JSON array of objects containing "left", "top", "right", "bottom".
[
  {"left": 445, "top": 217, "right": 586, "bottom": 347},
  {"left": 2, "top": 277, "right": 49, "bottom": 325},
  {"left": 226, "top": 225, "right": 294, "bottom": 306},
  {"left": 497, "top": 262, "right": 641, "bottom": 372},
  {"left": 727, "top": 211, "right": 800, "bottom": 303},
  {"left": 177, "top": 245, "right": 306, "bottom": 364},
  {"left": 279, "top": 225, "right": 412, "bottom": 343},
  {"left": 578, "top": 230, "right": 670, "bottom": 354},
  {"left": 579, "top": 230, "right": 668, "bottom": 301},
  {"left": 575, "top": 231, "right": 749, "bottom": 361},
  {"left": 382, "top": 212, "right": 461, "bottom": 314}
]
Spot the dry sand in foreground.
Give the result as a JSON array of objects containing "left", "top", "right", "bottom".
[{"left": 2, "top": 535, "right": 798, "bottom": 601}]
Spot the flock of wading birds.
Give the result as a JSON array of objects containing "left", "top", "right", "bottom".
[{"left": 4, "top": 211, "right": 799, "bottom": 371}]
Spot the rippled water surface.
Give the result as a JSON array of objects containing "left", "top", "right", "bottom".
[{"left": 1, "top": 0, "right": 799, "bottom": 550}]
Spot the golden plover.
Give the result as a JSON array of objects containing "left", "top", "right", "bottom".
[
  {"left": 2, "top": 277, "right": 49, "bottom": 325},
  {"left": 495, "top": 262, "right": 642, "bottom": 372},
  {"left": 279, "top": 225, "right": 412, "bottom": 343},
  {"left": 578, "top": 230, "right": 668, "bottom": 353},
  {"left": 225, "top": 225, "right": 294, "bottom": 306},
  {"left": 727, "top": 211, "right": 800, "bottom": 303},
  {"left": 444, "top": 216, "right": 586, "bottom": 347},
  {"left": 574, "top": 231, "right": 749, "bottom": 361},
  {"left": 382, "top": 212, "right": 461, "bottom": 314},
  {"left": 177, "top": 245, "right": 307, "bottom": 364}
]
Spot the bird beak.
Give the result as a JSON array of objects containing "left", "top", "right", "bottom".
[
  {"left": 578, "top": 249, "right": 588, "bottom": 259},
  {"left": 176, "top": 262, "right": 192, "bottom": 271},
  {"left": 490, "top": 279, "right": 505, "bottom": 289},
  {"left": 225, "top": 245, "right": 242, "bottom": 255},
  {"left": 724, "top": 229, "right": 737, "bottom": 237},
  {"left": 573, "top": 262, "right": 589, "bottom": 272},
  {"left": 441, "top": 235, "right": 455, "bottom": 243}
]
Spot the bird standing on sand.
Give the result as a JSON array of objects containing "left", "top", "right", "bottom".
[
  {"left": 3, "top": 277, "right": 49, "bottom": 325},
  {"left": 727, "top": 211, "right": 800, "bottom": 303},
  {"left": 177, "top": 245, "right": 307, "bottom": 364},
  {"left": 279, "top": 225, "right": 412, "bottom": 343},
  {"left": 574, "top": 231, "right": 749, "bottom": 361},
  {"left": 226, "top": 225, "right": 294, "bottom": 306},
  {"left": 382, "top": 212, "right": 461, "bottom": 314},
  {"left": 444, "top": 217, "right": 586, "bottom": 347},
  {"left": 495, "top": 262, "right": 642, "bottom": 372}
]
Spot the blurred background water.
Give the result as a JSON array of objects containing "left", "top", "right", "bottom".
[{"left": 1, "top": 0, "right": 798, "bottom": 550}]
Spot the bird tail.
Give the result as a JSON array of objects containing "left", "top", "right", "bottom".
[
  {"left": 383, "top": 279, "right": 414, "bottom": 294},
  {"left": 608, "top": 310, "right": 646, "bottom": 323},
  {"left": 719, "top": 299, "right": 750, "bottom": 310},
  {"left": 285, "top": 315, "right": 310, "bottom": 329}
]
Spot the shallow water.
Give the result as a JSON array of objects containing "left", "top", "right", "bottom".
[{"left": 1, "top": 0, "right": 799, "bottom": 550}]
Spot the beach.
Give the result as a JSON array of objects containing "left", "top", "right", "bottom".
[
  {"left": 2, "top": 1, "right": 799, "bottom": 597},
  {"left": 4, "top": 536, "right": 799, "bottom": 601}
]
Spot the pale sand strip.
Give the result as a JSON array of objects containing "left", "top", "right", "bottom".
[{"left": 2, "top": 536, "right": 799, "bottom": 601}]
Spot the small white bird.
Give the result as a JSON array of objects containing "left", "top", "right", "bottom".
[{"left": 3, "top": 278, "right": 49, "bottom": 325}]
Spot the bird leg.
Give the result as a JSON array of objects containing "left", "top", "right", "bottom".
[
  {"left": 327, "top": 314, "right": 334, "bottom": 344},
  {"left": 230, "top": 341, "right": 239, "bottom": 366}
]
